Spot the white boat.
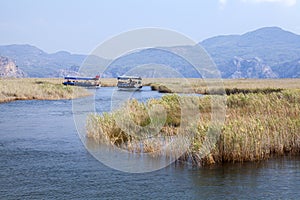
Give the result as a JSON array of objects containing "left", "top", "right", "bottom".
[
  {"left": 117, "top": 76, "right": 142, "bottom": 90},
  {"left": 63, "top": 75, "right": 101, "bottom": 88}
]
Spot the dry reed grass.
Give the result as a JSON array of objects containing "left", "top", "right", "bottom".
[
  {"left": 148, "top": 78, "right": 300, "bottom": 94},
  {"left": 100, "top": 78, "right": 117, "bottom": 87},
  {"left": 188, "top": 90, "right": 300, "bottom": 166},
  {"left": 98, "top": 78, "right": 300, "bottom": 94},
  {"left": 0, "top": 78, "right": 90, "bottom": 103},
  {"left": 86, "top": 89, "right": 300, "bottom": 166}
]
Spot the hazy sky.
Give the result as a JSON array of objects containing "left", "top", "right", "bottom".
[{"left": 0, "top": 0, "right": 299, "bottom": 54}]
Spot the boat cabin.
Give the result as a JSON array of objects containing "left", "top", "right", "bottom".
[
  {"left": 117, "top": 76, "right": 142, "bottom": 90},
  {"left": 63, "top": 75, "right": 101, "bottom": 87}
]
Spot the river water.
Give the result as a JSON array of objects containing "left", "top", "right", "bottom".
[{"left": 1, "top": 87, "right": 300, "bottom": 199}]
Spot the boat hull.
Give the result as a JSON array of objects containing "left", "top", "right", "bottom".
[
  {"left": 63, "top": 82, "right": 101, "bottom": 88},
  {"left": 117, "top": 86, "right": 142, "bottom": 91}
]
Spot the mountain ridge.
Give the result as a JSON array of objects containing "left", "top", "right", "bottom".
[
  {"left": 0, "top": 44, "right": 108, "bottom": 77},
  {"left": 1, "top": 26, "right": 300, "bottom": 78},
  {"left": 200, "top": 26, "right": 300, "bottom": 78}
]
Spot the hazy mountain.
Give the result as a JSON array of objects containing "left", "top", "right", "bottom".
[
  {"left": 103, "top": 48, "right": 202, "bottom": 78},
  {"left": 272, "top": 58, "right": 300, "bottom": 78},
  {"left": 1, "top": 26, "right": 300, "bottom": 78},
  {"left": 200, "top": 27, "right": 300, "bottom": 78},
  {"left": 0, "top": 44, "right": 108, "bottom": 77},
  {"left": 105, "top": 26, "right": 300, "bottom": 78}
]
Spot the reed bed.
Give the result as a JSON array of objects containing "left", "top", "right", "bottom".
[
  {"left": 149, "top": 78, "right": 300, "bottom": 94},
  {"left": 96, "top": 78, "right": 300, "bottom": 93},
  {"left": 100, "top": 78, "right": 117, "bottom": 87},
  {"left": 0, "top": 78, "right": 90, "bottom": 103},
  {"left": 86, "top": 89, "right": 300, "bottom": 166},
  {"left": 189, "top": 90, "right": 300, "bottom": 166}
]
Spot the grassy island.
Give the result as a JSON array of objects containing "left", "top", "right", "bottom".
[
  {"left": 0, "top": 78, "right": 90, "bottom": 103},
  {"left": 87, "top": 79, "right": 300, "bottom": 166}
]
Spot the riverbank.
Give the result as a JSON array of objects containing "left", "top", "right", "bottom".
[
  {"left": 86, "top": 88, "right": 300, "bottom": 166},
  {"left": 0, "top": 78, "right": 91, "bottom": 103},
  {"left": 2, "top": 78, "right": 298, "bottom": 103}
]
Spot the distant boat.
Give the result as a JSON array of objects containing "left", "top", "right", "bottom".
[
  {"left": 117, "top": 76, "right": 142, "bottom": 90},
  {"left": 63, "top": 75, "right": 101, "bottom": 88}
]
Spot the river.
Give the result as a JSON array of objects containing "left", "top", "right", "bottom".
[{"left": 0, "top": 87, "right": 299, "bottom": 199}]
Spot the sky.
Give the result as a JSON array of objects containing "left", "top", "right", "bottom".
[{"left": 0, "top": 0, "right": 300, "bottom": 54}]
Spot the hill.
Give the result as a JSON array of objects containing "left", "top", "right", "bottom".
[
  {"left": 102, "top": 48, "right": 202, "bottom": 78},
  {"left": 272, "top": 58, "right": 300, "bottom": 78},
  {"left": 1, "top": 27, "right": 300, "bottom": 78},
  {"left": 0, "top": 44, "right": 108, "bottom": 77},
  {"left": 200, "top": 26, "right": 300, "bottom": 78}
]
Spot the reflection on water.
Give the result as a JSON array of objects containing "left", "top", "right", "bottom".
[{"left": 0, "top": 87, "right": 299, "bottom": 199}]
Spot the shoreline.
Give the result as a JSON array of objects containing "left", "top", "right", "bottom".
[{"left": 1, "top": 78, "right": 300, "bottom": 104}]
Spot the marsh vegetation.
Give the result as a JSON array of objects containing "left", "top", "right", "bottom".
[
  {"left": 149, "top": 78, "right": 300, "bottom": 94},
  {"left": 0, "top": 78, "right": 90, "bottom": 103},
  {"left": 87, "top": 79, "right": 300, "bottom": 166}
]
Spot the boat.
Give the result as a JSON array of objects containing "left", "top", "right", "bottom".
[
  {"left": 117, "top": 76, "right": 142, "bottom": 90},
  {"left": 63, "top": 75, "right": 101, "bottom": 88}
]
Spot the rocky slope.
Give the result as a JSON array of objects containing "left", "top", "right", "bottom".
[
  {"left": 0, "top": 44, "right": 108, "bottom": 77},
  {"left": 200, "top": 27, "right": 300, "bottom": 78},
  {"left": 229, "top": 57, "right": 277, "bottom": 78},
  {"left": 0, "top": 56, "right": 26, "bottom": 78}
]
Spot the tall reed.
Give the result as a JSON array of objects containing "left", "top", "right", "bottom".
[{"left": 86, "top": 89, "right": 300, "bottom": 166}]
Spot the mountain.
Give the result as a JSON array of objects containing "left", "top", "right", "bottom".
[
  {"left": 200, "top": 27, "right": 300, "bottom": 78},
  {"left": 102, "top": 48, "right": 202, "bottom": 78},
  {"left": 272, "top": 58, "right": 300, "bottom": 78},
  {"left": 0, "top": 56, "right": 26, "bottom": 78},
  {"left": 0, "top": 44, "right": 108, "bottom": 77},
  {"left": 1, "top": 26, "right": 300, "bottom": 78},
  {"left": 229, "top": 57, "right": 277, "bottom": 78},
  {"left": 105, "top": 26, "right": 300, "bottom": 78}
]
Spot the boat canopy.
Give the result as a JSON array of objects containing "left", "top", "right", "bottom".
[
  {"left": 117, "top": 76, "right": 142, "bottom": 80},
  {"left": 64, "top": 76, "right": 100, "bottom": 80}
]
